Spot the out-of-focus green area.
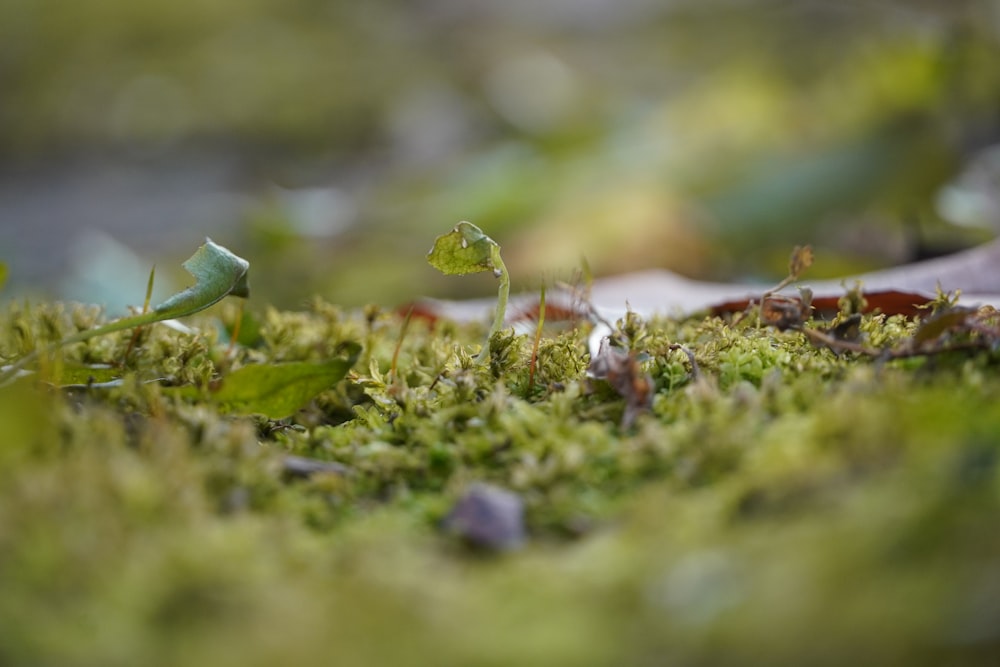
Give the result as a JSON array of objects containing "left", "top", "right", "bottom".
[{"left": 2, "top": 0, "right": 1000, "bottom": 306}]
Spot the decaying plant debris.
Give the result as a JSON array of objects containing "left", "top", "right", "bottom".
[
  {"left": 413, "top": 235, "right": 1000, "bottom": 325},
  {"left": 2, "top": 240, "right": 1000, "bottom": 667}
]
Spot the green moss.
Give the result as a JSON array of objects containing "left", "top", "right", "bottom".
[{"left": 2, "top": 298, "right": 1000, "bottom": 666}]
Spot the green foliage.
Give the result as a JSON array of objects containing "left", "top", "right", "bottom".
[
  {"left": 0, "top": 239, "right": 249, "bottom": 385},
  {"left": 427, "top": 222, "right": 510, "bottom": 362},
  {"left": 426, "top": 221, "right": 502, "bottom": 278},
  {"left": 202, "top": 342, "right": 360, "bottom": 418},
  {"left": 154, "top": 238, "right": 250, "bottom": 317}
]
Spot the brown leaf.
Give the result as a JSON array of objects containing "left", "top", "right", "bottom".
[
  {"left": 587, "top": 338, "right": 654, "bottom": 428},
  {"left": 826, "top": 313, "right": 864, "bottom": 343},
  {"left": 713, "top": 290, "right": 934, "bottom": 319},
  {"left": 789, "top": 244, "right": 814, "bottom": 280},
  {"left": 761, "top": 294, "right": 812, "bottom": 330}
]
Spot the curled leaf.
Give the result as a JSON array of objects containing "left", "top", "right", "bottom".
[
  {"left": 789, "top": 245, "right": 814, "bottom": 281},
  {"left": 155, "top": 238, "right": 250, "bottom": 318}
]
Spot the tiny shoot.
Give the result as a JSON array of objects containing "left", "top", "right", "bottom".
[
  {"left": 0, "top": 238, "right": 250, "bottom": 385},
  {"left": 123, "top": 264, "right": 157, "bottom": 362},
  {"left": 427, "top": 221, "right": 510, "bottom": 362}
]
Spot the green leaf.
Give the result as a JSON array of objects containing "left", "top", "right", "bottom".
[
  {"left": 427, "top": 222, "right": 501, "bottom": 276},
  {"left": 154, "top": 238, "right": 250, "bottom": 318},
  {"left": 427, "top": 222, "right": 510, "bottom": 363},
  {"left": 209, "top": 342, "right": 360, "bottom": 418},
  {"left": 0, "top": 262, "right": 7, "bottom": 292}
]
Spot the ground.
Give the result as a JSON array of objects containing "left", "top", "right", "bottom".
[{"left": 2, "top": 283, "right": 999, "bottom": 666}]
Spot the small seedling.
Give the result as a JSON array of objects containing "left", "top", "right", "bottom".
[
  {"left": 427, "top": 221, "right": 510, "bottom": 362},
  {"left": 0, "top": 238, "right": 250, "bottom": 385}
]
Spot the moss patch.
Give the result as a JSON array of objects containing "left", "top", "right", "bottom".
[{"left": 2, "top": 298, "right": 1000, "bottom": 666}]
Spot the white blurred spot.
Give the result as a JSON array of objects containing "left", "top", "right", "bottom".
[
  {"left": 647, "top": 550, "right": 744, "bottom": 626},
  {"left": 936, "top": 142, "right": 1000, "bottom": 230},
  {"left": 276, "top": 187, "right": 358, "bottom": 239},
  {"left": 485, "top": 51, "right": 579, "bottom": 133},
  {"left": 386, "top": 83, "right": 478, "bottom": 164}
]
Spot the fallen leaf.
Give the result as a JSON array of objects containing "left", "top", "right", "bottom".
[
  {"left": 209, "top": 342, "right": 361, "bottom": 418},
  {"left": 411, "top": 238, "right": 1000, "bottom": 323},
  {"left": 587, "top": 338, "right": 654, "bottom": 428}
]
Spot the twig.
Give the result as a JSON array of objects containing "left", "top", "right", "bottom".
[
  {"left": 527, "top": 284, "right": 546, "bottom": 394},
  {"left": 390, "top": 305, "right": 415, "bottom": 384}
]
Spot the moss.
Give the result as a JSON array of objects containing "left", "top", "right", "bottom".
[{"left": 2, "top": 298, "right": 1000, "bottom": 666}]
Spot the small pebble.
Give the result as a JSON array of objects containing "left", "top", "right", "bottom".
[{"left": 441, "top": 482, "right": 526, "bottom": 551}]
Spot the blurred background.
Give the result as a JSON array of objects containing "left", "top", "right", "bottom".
[{"left": 1, "top": 0, "right": 999, "bottom": 311}]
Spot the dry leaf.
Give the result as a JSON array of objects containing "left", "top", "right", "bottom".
[
  {"left": 789, "top": 245, "right": 814, "bottom": 280},
  {"left": 587, "top": 338, "right": 654, "bottom": 428}
]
